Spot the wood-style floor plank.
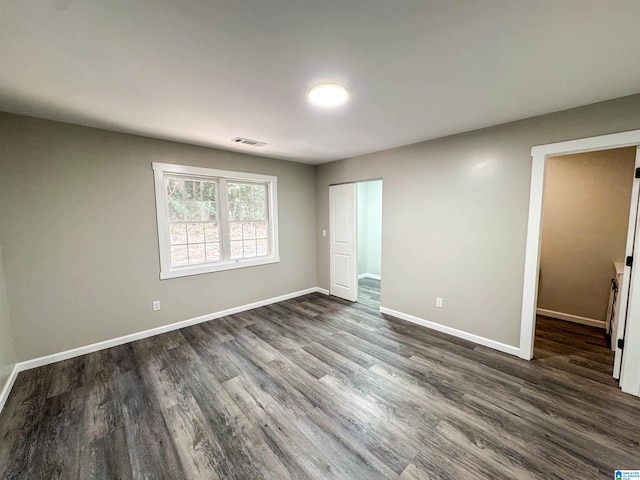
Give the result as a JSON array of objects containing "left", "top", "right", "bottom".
[
  {"left": 1, "top": 278, "right": 639, "bottom": 479},
  {"left": 116, "top": 369, "right": 184, "bottom": 480}
]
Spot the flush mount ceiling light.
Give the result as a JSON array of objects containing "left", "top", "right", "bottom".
[{"left": 308, "top": 84, "right": 349, "bottom": 108}]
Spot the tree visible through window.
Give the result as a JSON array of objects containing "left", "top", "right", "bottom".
[
  {"left": 166, "top": 177, "right": 219, "bottom": 266},
  {"left": 153, "top": 163, "right": 279, "bottom": 279},
  {"left": 228, "top": 182, "right": 269, "bottom": 260}
]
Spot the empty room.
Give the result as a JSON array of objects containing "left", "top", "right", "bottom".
[{"left": 2, "top": 1, "right": 640, "bottom": 479}]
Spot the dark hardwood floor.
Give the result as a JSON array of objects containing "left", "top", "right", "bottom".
[
  {"left": 534, "top": 315, "right": 618, "bottom": 387},
  {"left": 1, "top": 280, "right": 639, "bottom": 479}
]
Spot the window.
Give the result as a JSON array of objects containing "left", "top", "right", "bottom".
[{"left": 153, "top": 163, "right": 279, "bottom": 279}]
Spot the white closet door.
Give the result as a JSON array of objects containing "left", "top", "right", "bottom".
[{"left": 329, "top": 184, "right": 358, "bottom": 302}]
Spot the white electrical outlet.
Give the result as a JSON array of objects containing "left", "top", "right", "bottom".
[
  {"left": 436, "top": 297, "right": 443, "bottom": 308},
  {"left": 322, "top": 229, "right": 327, "bottom": 237},
  {"left": 152, "top": 301, "right": 160, "bottom": 311}
]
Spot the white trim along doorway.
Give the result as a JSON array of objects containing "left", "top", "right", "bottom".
[{"left": 520, "top": 129, "right": 640, "bottom": 397}]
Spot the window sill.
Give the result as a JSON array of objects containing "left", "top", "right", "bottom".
[{"left": 160, "top": 256, "right": 280, "bottom": 279}]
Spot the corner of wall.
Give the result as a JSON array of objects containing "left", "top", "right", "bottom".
[
  {"left": 312, "top": 164, "right": 320, "bottom": 291},
  {"left": 0, "top": 243, "right": 18, "bottom": 413}
]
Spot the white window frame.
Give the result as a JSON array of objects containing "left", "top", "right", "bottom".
[{"left": 152, "top": 162, "right": 280, "bottom": 279}]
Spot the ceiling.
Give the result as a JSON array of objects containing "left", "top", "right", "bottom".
[{"left": 1, "top": 1, "right": 640, "bottom": 165}]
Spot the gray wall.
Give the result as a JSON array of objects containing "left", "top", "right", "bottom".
[
  {"left": 538, "top": 148, "right": 635, "bottom": 321},
  {"left": 316, "top": 95, "right": 640, "bottom": 348},
  {"left": 0, "top": 244, "right": 16, "bottom": 392},
  {"left": 0, "top": 113, "right": 317, "bottom": 361}
]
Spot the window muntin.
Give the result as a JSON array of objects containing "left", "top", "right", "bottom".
[{"left": 153, "top": 163, "right": 279, "bottom": 279}]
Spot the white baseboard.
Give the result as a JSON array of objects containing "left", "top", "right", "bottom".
[
  {"left": 316, "top": 287, "right": 329, "bottom": 295},
  {"left": 358, "top": 273, "right": 381, "bottom": 280},
  {"left": 379, "top": 306, "right": 520, "bottom": 357},
  {"left": 15, "top": 287, "right": 325, "bottom": 373},
  {"left": 0, "top": 364, "right": 19, "bottom": 414},
  {"left": 536, "top": 308, "right": 606, "bottom": 329}
]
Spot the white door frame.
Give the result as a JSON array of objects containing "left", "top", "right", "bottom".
[
  {"left": 519, "top": 129, "right": 640, "bottom": 396},
  {"left": 614, "top": 146, "right": 640, "bottom": 379}
]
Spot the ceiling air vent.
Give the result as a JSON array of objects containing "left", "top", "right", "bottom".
[{"left": 231, "top": 137, "right": 266, "bottom": 147}]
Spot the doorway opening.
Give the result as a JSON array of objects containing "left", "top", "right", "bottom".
[
  {"left": 328, "top": 179, "right": 383, "bottom": 310},
  {"left": 534, "top": 147, "right": 637, "bottom": 385},
  {"left": 357, "top": 180, "right": 382, "bottom": 309},
  {"left": 520, "top": 129, "right": 640, "bottom": 397}
]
